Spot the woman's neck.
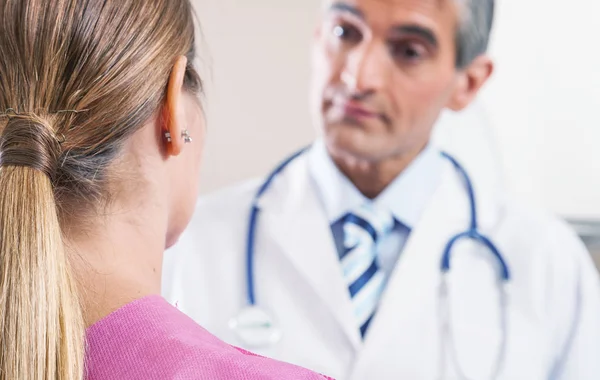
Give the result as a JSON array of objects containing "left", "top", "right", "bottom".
[{"left": 68, "top": 208, "right": 167, "bottom": 327}]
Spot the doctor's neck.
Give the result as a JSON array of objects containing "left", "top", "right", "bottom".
[{"left": 329, "top": 142, "right": 426, "bottom": 199}]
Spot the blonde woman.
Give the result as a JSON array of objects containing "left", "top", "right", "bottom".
[{"left": 0, "top": 1, "right": 332, "bottom": 379}]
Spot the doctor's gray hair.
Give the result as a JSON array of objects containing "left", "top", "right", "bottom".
[{"left": 455, "top": 0, "right": 495, "bottom": 68}]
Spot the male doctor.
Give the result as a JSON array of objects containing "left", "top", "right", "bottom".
[{"left": 163, "top": 0, "right": 600, "bottom": 379}]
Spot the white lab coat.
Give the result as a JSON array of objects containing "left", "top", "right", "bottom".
[{"left": 162, "top": 150, "right": 600, "bottom": 380}]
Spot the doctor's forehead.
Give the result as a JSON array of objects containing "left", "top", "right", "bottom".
[{"left": 320, "top": 0, "right": 459, "bottom": 30}]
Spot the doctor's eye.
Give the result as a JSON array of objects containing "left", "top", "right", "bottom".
[
  {"left": 388, "top": 40, "right": 430, "bottom": 64},
  {"left": 331, "top": 22, "right": 362, "bottom": 45}
]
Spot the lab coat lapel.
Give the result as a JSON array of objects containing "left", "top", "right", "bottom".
[
  {"left": 348, "top": 162, "right": 473, "bottom": 379},
  {"left": 258, "top": 153, "right": 363, "bottom": 350}
]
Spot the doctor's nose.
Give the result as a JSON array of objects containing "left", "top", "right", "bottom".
[{"left": 341, "top": 41, "right": 391, "bottom": 95}]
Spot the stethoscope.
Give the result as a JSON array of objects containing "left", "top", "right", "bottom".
[
  {"left": 437, "top": 152, "right": 509, "bottom": 380},
  {"left": 228, "top": 146, "right": 511, "bottom": 379}
]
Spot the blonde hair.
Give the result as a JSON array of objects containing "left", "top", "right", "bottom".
[{"left": 0, "top": 0, "right": 201, "bottom": 379}]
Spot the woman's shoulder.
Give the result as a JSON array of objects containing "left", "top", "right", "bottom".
[
  {"left": 168, "top": 345, "right": 333, "bottom": 380},
  {"left": 85, "top": 296, "right": 332, "bottom": 380}
]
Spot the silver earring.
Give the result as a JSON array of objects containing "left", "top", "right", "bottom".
[
  {"left": 164, "top": 131, "right": 172, "bottom": 143},
  {"left": 182, "top": 129, "right": 192, "bottom": 143}
]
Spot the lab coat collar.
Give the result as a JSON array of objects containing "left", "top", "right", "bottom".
[{"left": 256, "top": 150, "right": 364, "bottom": 350}]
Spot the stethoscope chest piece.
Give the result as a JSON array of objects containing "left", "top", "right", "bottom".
[{"left": 229, "top": 306, "right": 282, "bottom": 349}]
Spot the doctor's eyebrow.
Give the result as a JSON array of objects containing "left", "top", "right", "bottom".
[
  {"left": 391, "top": 25, "right": 439, "bottom": 48},
  {"left": 328, "top": 2, "right": 364, "bottom": 19}
]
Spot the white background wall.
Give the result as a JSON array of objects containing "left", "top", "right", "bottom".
[
  {"left": 191, "top": 0, "right": 600, "bottom": 221},
  {"left": 480, "top": 0, "right": 600, "bottom": 219}
]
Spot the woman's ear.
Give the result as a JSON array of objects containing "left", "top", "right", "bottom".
[
  {"left": 162, "top": 56, "right": 188, "bottom": 156},
  {"left": 447, "top": 55, "right": 494, "bottom": 111}
]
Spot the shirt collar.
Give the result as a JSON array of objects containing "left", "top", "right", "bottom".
[{"left": 308, "top": 139, "right": 444, "bottom": 229}]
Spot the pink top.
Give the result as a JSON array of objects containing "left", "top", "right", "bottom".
[{"left": 85, "top": 296, "right": 333, "bottom": 380}]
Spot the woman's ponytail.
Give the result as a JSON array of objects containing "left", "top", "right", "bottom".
[{"left": 0, "top": 115, "right": 85, "bottom": 379}]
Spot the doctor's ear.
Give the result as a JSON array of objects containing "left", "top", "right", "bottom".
[
  {"left": 447, "top": 55, "right": 494, "bottom": 111},
  {"left": 161, "top": 55, "right": 188, "bottom": 157}
]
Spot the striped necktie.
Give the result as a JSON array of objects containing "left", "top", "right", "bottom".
[{"left": 340, "top": 204, "right": 394, "bottom": 338}]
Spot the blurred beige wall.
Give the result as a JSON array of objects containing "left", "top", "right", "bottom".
[{"left": 192, "top": 0, "right": 320, "bottom": 194}]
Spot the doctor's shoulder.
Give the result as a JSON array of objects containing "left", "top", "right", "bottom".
[
  {"left": 498, "top": 197, "right": 592, "bottom": 267},
  {"left": 196, "top": 179, "right": 264, "bottom": 227},
  {"left": 163, "top": 177, "right": 262, "bottom": 262},
  {"left": 497, "top": 196, "right": 600, "bottom": 314},
  {"left": 496, "top": 196, "right": 597, "bottom": 282},
  {"left": 173, "top": 178, "right": 263, "bottom": 248}
]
